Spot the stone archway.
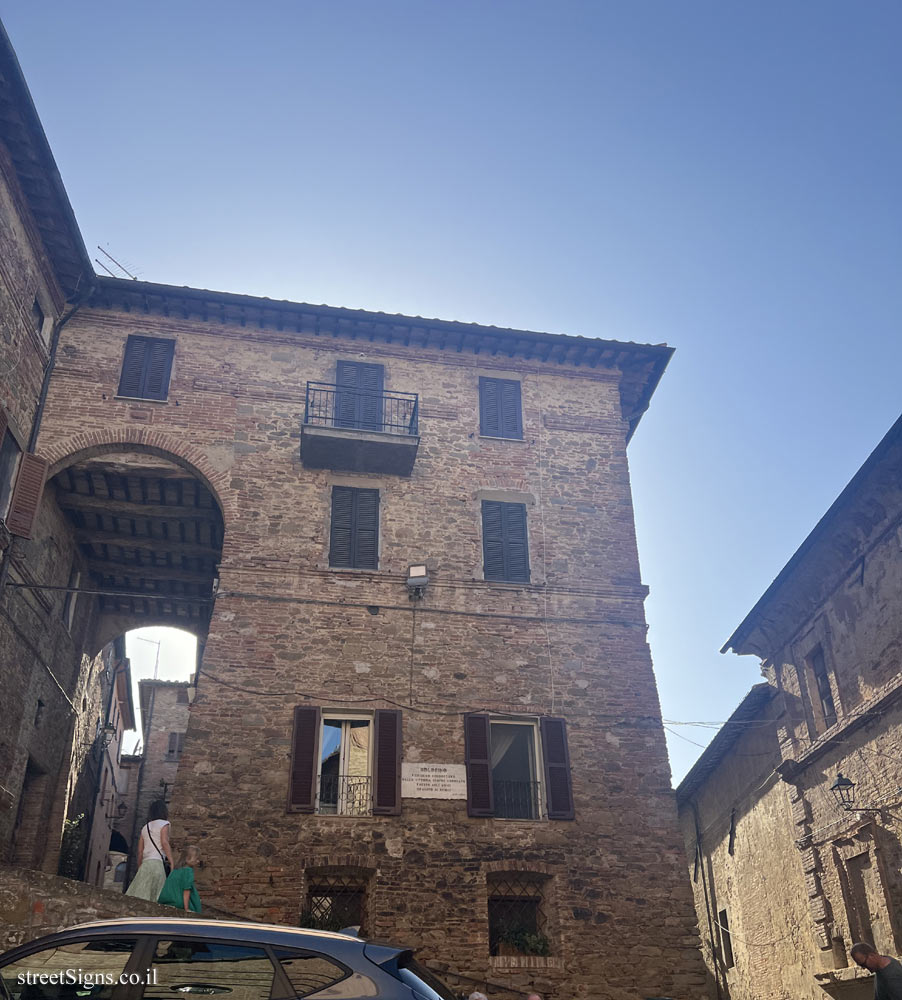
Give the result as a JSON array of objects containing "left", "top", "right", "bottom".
[{"left": 43, "top": 435, "right": 228, "bottom": 650}]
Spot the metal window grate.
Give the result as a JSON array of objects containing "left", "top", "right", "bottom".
[
  {"left": 487, "top": 872, "right": 549, "bottom": 957},
  {"left": 302, "top": 872, "right": 367, "bottom": 934}
]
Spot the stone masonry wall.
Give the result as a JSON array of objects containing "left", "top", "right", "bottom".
[{"left": 32, "top": 302, "right": 708, "bottom": 1000}]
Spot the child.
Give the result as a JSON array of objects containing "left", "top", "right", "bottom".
[{"left": 158, "top": 845, "right": 202, "bottom": 913}]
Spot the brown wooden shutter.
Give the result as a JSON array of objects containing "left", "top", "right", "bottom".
[
  {"left": 372, "top": 709, "right": 402, "bottom": 815},
  {"left": 464, "top": 713, "right": 494, "bottom": 817},
  {"left": 0, "top": 408, "right": 8, "bottom": 445},
  {"left": 6, "top": 453, "right": 48, "bottom": 538},
  {"left": 289, "top": 705, "right": 321, "bottom": 813},
  {"left": 540, "top": 716, "right": 574, "bottom": 820}
]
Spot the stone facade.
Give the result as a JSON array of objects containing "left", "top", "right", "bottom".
[{"left": 677, "top": 413, "right": 902, "bottom": 1000}]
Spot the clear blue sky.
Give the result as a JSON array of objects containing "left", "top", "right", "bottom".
[{"left": 7, "top": 3, "right": 901, "bottom": 781}]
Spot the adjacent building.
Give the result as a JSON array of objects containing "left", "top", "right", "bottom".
[
  {"left": 0, "top": 16, "right": 709, "bottom": 998},
  {"left": 677, "top": 412, "right": 902, "bottom": 1000}
]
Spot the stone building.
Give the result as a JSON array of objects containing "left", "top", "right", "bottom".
[
  {"left": 0, "top": 16, "right": 709, "bottom": 999},
  {"left": 676, "top": 412, "right": 902, "bottom": 1000},
  {"left": 0, "top": 20, "right": 100, "bottom": 872},
  {"left": 121, "top": 678, "right": 192, "bottom": 881}
]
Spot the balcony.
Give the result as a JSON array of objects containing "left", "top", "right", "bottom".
[
  {"left": 301, "top": 382, "right": 420, "bottom": 476},
  {"left": 493, "top": 779, "right": 541, "bottom": 820},
  {"left": 316, "top": 773, "right": 372, "bottom": 816}
]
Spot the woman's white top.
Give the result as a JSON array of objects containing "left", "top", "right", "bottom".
[{"left": 141, "top": 819, "right": 170, "bottom": 862}]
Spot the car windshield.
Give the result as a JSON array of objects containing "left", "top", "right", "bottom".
[{"left": 395, "top": 958, "right": 457, "bottom": 1000}]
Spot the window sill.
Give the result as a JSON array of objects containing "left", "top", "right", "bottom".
[
  {"left": 489, "top": 956, "right": 562, "bottom": 971},
  {"left": 113, "top": 395, "right": 170, "bottom": 405},
  {"left": 478, "top": 435, "right": 525, "bottom": 443},
  {"left": 327, "top": 565, "right": 381, "bottom": 573}
]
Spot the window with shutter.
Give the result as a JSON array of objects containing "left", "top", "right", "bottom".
[
  {"left": 481, "top": 500, "right": 530, "bottom": 583},
  {"left": 335, "top": 360, "right": 385, "bottom": 431},
  {"left": 118, "top": 335, "right": 175, "bottom": 400},
  {"left": 289, "top": 706, "right": 322, "bottom": 813},
  {"left": 6, "top": 452, "right": 48, "bottom": 538},
  {"left": 466, "top": 715, "right": 573, "bottom": 821},
  {"left": 372, "top": 709, "right": 402, "bottom": 815},
  {"left": 329, "top": 487, "right": 379, "bottom": 569},
  {"left": 479, "top": 377, "right": 522, "bottom": 439}
]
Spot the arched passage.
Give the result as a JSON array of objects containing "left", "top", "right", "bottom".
[{"left": 46, "top": 442, "right": 226, "bottom": 649}]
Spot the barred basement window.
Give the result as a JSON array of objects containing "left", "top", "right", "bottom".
[
  {"left": 301, "top": 871, "right": 369, "bottom": 935},
  {"left": 487, "top": 871, "right": 551, "bottom": 957}
]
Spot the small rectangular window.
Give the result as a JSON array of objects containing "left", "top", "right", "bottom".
[
  {"left": 487, "top": 872, "right": 550, "bottom": 957},
  {"left": 329, "top": 486, "right": 379, "bottom": 569},
  {"left": 31, "top": 298, "right": 46, "bottom": 340},
  {"left": 719, "top": 908, "right": 735, "bottom": 969},
  {"left": 118, "top": 335, "right": 175, "bottom": 400},
  {"left": 62, "top": 567, "right": 80, "bottom": 631},
  {"left": 176, "top": 689, "right": 189, "bottom": 704},
  {"left": 479, "top": 377, "right": 522, "bottom": 439},
  {"left": 808, "top": 647, "right": 837, "bottom": 729},
  {"left": 302, "top": 874, "right": 368, "bottom": 934},
  {"left": 167, "top": 732, "right": 186, "bottom": 759},
  {"left": 482, "top": 500, "right": 529, "bottom": 582}
]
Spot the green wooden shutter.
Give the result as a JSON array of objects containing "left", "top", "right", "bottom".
[
  {"left": 482, "top": 500, "right": 529, "bottom": 582},
  {"left": 479, "top": 377, "right": 521, "bottom": 438},
  {"left": 353, "top": 488, "right": 379, "bottom": 568},
  {"left": 329, "top": 487, "right": 355, "bottom": 567},
  {"left": 142, "top": 339, "right": 175, "bottom": 400},
  {"left": 118, "top": 336, "right": 148, "bottom": 397}
]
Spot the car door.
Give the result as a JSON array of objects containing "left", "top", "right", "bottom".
[{"left": 0, "top": 934, "right": 145, "bottom": 1000}]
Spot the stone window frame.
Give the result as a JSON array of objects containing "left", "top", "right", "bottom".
[
  {"left": 300, "top": 864, "right": 375, "bottom": 937},
  {"left": 484, "top": 862, "right": 563, "bottom": 970}
]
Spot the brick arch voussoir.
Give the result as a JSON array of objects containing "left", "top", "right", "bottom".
[{"left": 41, "top": 428, "right": 234, "bottom": 525}]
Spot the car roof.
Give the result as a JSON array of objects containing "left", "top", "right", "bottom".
[{"left": 0, "top": 918, "right": 405, "bottom": 963}]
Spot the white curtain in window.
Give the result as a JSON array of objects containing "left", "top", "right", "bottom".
[{"left": 490, "top": 726, "right": 519, "bottom": 768}]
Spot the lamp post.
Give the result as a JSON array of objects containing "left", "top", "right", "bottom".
[{"left": 829, "top": 773, "right": 881, "bottom": 813}]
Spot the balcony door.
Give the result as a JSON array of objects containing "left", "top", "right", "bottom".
[{"left": 335, "top": 361, "right": 384, "bottom": 431}]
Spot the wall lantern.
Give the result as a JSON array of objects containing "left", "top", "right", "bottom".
[
  {"left": 830, "top": 772, "right": 880, "bottom": 813},
  {"left": 406, "top": 564, "right": 429, "bottom": 600}
]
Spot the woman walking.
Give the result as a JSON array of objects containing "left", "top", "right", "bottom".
[
  {"left": 125, "top": 800, "right": 174, "bottom": 902},
  {"left": 158, "top": 845, "right": 202, "bottom": 913}
]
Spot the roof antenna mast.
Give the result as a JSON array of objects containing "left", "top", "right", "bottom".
[{"left": 96, "top": 245, "right": 138, "bottom": 280}]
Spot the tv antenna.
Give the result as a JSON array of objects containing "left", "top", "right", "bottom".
[{"left": 95, "top": 245, "right": 139, "bottom": 280}]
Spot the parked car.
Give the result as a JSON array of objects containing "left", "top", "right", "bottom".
[{"left": 0, "top": 918, "right": 458, "bottom": 1000}]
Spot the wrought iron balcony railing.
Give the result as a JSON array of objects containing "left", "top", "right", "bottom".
[
  {"left": 316, "top": 774, "right": 373, "bottom": 816},
  {"left": 304, "top": 382, "right": 419, "bottom": 436},
  {"left": 492, "top": 779, "right": 541, "bottom": 820}
]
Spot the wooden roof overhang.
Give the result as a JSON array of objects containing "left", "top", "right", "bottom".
[
  {"left": 93, "top": 276, "right": 674, "bottom": 442},
  {"left": 0, "top": 21, "right": 94, "bottom": 298}
]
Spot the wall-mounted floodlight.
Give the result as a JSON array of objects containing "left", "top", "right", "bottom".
[{"left": 406, "top": 564, "right": 429, "bottom": 600}]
